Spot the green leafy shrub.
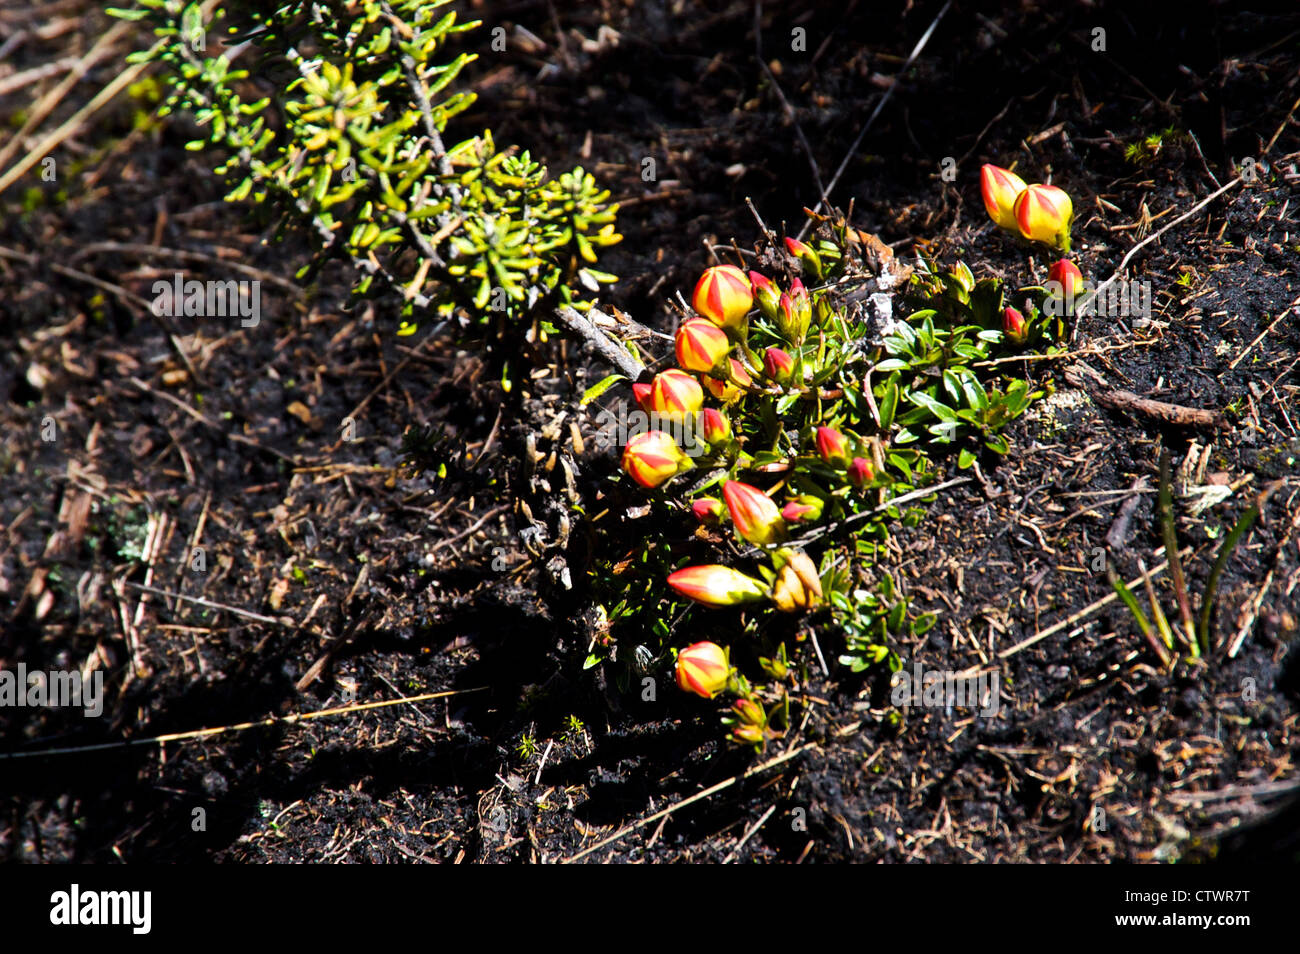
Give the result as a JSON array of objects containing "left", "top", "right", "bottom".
[
  {"left": 600, "top": 211, "right": 1073, "bottom": 747},
  {"left": 109, "top": 0, "right": 621, "bottom": 334}
]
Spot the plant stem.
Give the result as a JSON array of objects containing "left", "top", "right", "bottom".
[
  {"left": 1140, "top": 561, "right": 1178, "bottom": 654},
  {"left": 1159, "top": 448, "right": 1197, "bottom": 647},
  {"left": 1108, "top": 562, "right": 1172, "bottom": 667},
  {"left": 1196, "top": 483, "right": 1279, "bottom": 655},
  {"left": 554, "top": 306, "right": 646, "bottom": 380}
]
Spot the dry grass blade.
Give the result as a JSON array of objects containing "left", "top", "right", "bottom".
[
  {"left": 561, "top": 743, "right": 815, "bottom": 863},
  {"left": 0, "top": 688, "right": 489, "bottom": 761}
]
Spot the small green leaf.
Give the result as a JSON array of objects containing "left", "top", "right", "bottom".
[
  {"left": 878, "top": 378, "right": 899, "bottom": 429},
  {"left": 581, "top": 373, "right": 626, "bottom": 405}
]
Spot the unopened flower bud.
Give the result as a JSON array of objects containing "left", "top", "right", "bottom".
[
  {"left": 763, "top": 346, "right": 795, "bottom": 384},
  {"left": 815, "top": 426, "right": 850, "bottom": 466},
  {"left": 632, "top": 381, "right": 653, "bottom": 414},
  {"left": 729, "top": 722, "right": 765, "bottom": 746},
  {"left": 783, "top": 236, "right": 823, "bottom": 278},
  {"left": 748, "top": 272, "right": 782, "bottom": 324},
  {"left": 782, "top": 495, "right": 824, "bottom": 523},
  {"left": 675, "top": 317, "right": 731, "bottom": 373},
  {"left": 847, "top": 456, "right": 874, "bottom": 488},
  {"left": 1014, "top": 183, "right": 1073, "bottom": 252},
  {"left": 692, "top": 497, "right": 724, "bottom": 524},
  {"left": 647, "top": 369, "right": 704, "bottom": 424},
  {"left": 776, "top": 278, "right": 812, "bottom": 343},
  {"left": 675, "top": 641, "right": 731, "bottom": 698},
  {"left": 775, "top": 548, "right": 822, "bottom": 600},
  {"left": 622, "top": 431, "right": 693, "bottom": 489},
  {"left": 980, "top": 163, "right": 1027, "bottom": 233},
  {"left": 1002, "top": 306, "right": 1027, "bottom": 344},
  {"left": 668, "top": 565, "right": 768, "bottom": 608},
  {"left": 1048, "top": 258, "right": 1083, "bottom": 305},
  {"left": 723, "top": 480, "right": 787, "bottom": 546},
  {"left": 731, "top": 698, "right": 766, "bottom": 726},
  {"left": 770, "top": 550, "right": 822, "bottom": 612},
  {"left": 692, "top": 265, "right": 753, "bottom": 331},
  {"left": 702, "top": 358, "right": 752, "bottom": 403},
  {"left": 700, "top": 407, "right": 731, "bottom": 444}
]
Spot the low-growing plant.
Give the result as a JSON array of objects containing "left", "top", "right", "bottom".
[
  {"left": 1123, "top": 126, "right": 1183, "bottom": 165},
  {"left": 590, "top": 173, "right": 1083, "bottom": 745},
  {"left": 110, "top": 0, "right": 621, "bottom": 339},
  {"left": 831, "top": 573, "right": 922, "bottom": 674},
  {"left": 1108, "top": 447, "right": 1280, "bottom": 665}
]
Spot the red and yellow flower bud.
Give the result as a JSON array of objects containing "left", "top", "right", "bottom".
[
  {"left": 1048, "top": 258, "right": 1083, "bottom": 303},
  {"left": 700, "top": 407, "right": 731, "bottom": 444},
  {"left": 1002, "top": 306, "right": 1027, "bottom": 344},
  {"left": 647, "top": 369, "right": 704, "bottom": 423},
  {"left": 815, "top": 426, "right": 850, "bottom": 466},
  {"left": 723, "top": 480, "right": 787, "bottom": 546},
  {"left": 622, "top": 431, "right": 693, "bottom": 489},
  {"left": 776, "top": 278, "right": 812, "bottom": 343},
  {"left": 776, "top": 547, "right": 822, "bottom": 593},
  {"left": 771, "top": 548, "right": 823, "bottom": 613},
  {"left": 1013, "top": 183, "right": 1073, "bottom": 251},
  {"left": 675, "top": 318, "right": 730, "bottom": 373},
  {"left": 632, "top": 381, "right": 653, "bottom": 414},
  {"left": 675, "top": 641, "right": 731, "bottom": 698},
  {"left": 731, "top": 698, "right": 766, "bottom": 727},
  {"left": 980, "top": 163, "right": 1027, "bottom": 232},
  {"left": 748, "top": 272, "right": 782, "bottom": 324},
  {"left": 692, "top": 265, "right": 753, "bottom": 331},
  {"left": 763, "top": 346, "right": 795, "bottom": 384},
  {"left": 815, "top": 294, "right": 834, "bottom": 327},
  {"left": 692, "top": 497, "right": 724, "bottom": 524},
  {"left": 729, "top": 722, "right": 765, "bottom": 746},
  {"left": 847, "top": 456, "right": 874, "bottom": 488},
  {"left": 702, "top": 357, "right": 751, "bottom": 403},
  {"left": 782, "top": 495, "right": 824, "bottom": 523},
  {"left": 668, "top": 565, "right": 768, "bottom": 608},
  {"left": 789, "top": 276, "right": 811, "bottom": 308},
  {"left": 783, "top": 236, "right": 823, "bottom": 278},
  {"left": 702, "top": 374, "right": 736, "bottom": 403}
]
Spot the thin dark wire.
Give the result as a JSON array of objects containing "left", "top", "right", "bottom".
[
  {"left": 754, "top": 1, "right": 831, "bottom": 212},
  {"left": 798, "top": 0, "right": 953, "bottom": 239}
]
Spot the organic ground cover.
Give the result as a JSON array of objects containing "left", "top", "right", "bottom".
[{"left": 1, "top": 0, "right": 1298, "bottom": 864}]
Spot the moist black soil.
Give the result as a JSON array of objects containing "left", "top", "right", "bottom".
[{"left": 2, "top": 0, "right": 1298, "bottom": 863}]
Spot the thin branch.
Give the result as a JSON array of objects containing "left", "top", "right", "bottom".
[
  {"left": 785, "top": 476, "right": 973, "bottom": 549},
  {"left": 0, "top": 688, "right": 489, "bottom": 761},
  {"left": 999, "top": 550, "right": 1190, "bottom": 658},
  {"left": 122, "top": 580, "right": 286, "bottom": 626},
  {"left": 426, "top": 504, "right": 510, "bottom": 554},
  {"left": 801, "top": 0, "right": 953, "bottom": 238},
  {"left": 554, "top": 305, "right": 647, "bottom": 380},
  {"left": 1074, "top": 177, "right": 1242, "bottom": 342},
  {"left": 560, "top": 743, "right": 815, "bottom": 863},
  {"left": 754, "top": 1, "right": 829, "bottom": 212},
  {"left": 380, "top": 0, "right": 452, "bottom": 178}
]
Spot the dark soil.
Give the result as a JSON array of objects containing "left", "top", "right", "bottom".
[{"left": 2, "top": 0, "right": 1298, "bottom": 863}]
